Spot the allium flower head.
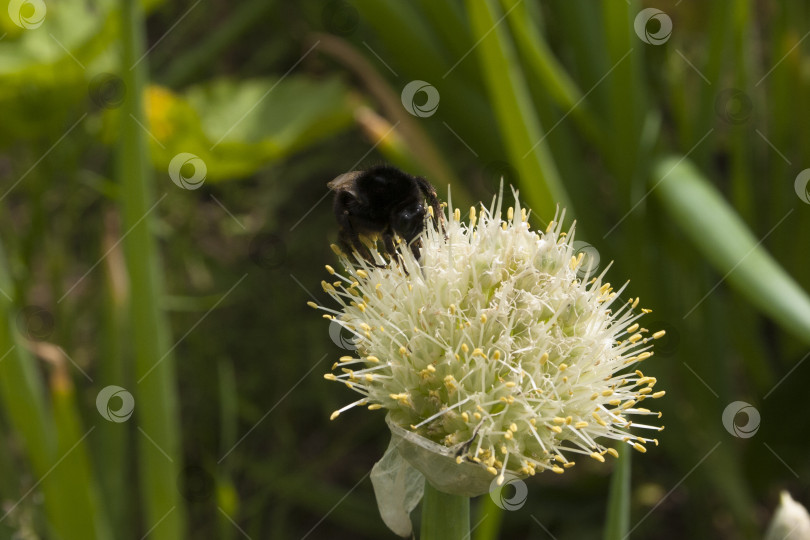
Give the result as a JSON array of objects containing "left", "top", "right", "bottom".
[{"left": 314, "top": 188, "right": 665, "bottom": 486}]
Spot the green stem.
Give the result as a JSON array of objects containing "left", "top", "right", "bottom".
[
  {"left": 420, "top": 483, "right": 470, "bottom": 540},
  {"left": 119, "top": 0, "right": 186, "bottom": 537},
  {"left": 603, "top": 447, "right": 631, "bottom": 540}
]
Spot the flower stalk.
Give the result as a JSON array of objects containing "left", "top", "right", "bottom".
[{"left": 420, "top": 482, "right": 470, "bottom": 539}]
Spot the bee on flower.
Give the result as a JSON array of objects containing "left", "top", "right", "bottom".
[{"left": 312, "top": 178, "right": 665, "bottom": 490}]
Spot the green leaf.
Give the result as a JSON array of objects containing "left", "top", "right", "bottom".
[
  {"left": 653, "top": 156, "right": 810, "bottom": 345},
  {"left": 0, "top": 0, "right": 118, "bottom": 144},
  {"left": 138, "top": 75, "right": 355, "bottom": 181},
  {"left": 465, "top": 0, "right": 571, "bottom": 221},
  {"left": 118, "top": 0, "right": 186, "bottom": 537}
]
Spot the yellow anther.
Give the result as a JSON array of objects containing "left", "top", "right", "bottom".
[
  {"left": 563, "top": 462, "right": 576, "bottom": 469},
  {"left": 559, "top": 363, "right": 568, "bottom": 371},
  {"left": 653, "top": 330, "right": 666, "bottom": 339},
  {"left": 330, "top": 244, "right": 343, "bottom": 256},
  {"left": 461, "top": 343, "right": 469, "bottom": 353},
  {"left": 632, "top": 297, "right": 640, "bottom": 308},
  {"left": 551, "top": 425, "right": 562, "bottom": 433},
  {"left": 590, "top": 452, "right": 605, "bottom": 463},
  {"left": 608, "top": 399, "right": 621, "bottom": 406},
  {"left": 480, "top": 314, "right": 487, "bottom": 323},
  {"left": 633, "top": 443, "right": 647, "bottom": 453},
  {"left": 454, "top": 208, "right": 461, "bottom": 221},
  {"left": 626, "top": 323, "right": 639, "bottom": 333},
  {"left": 486, "top": 466, "right": 498, "bottom": 475},
  {"left": 324, "top": 374, "right": 337, "bottom": 381},
  {"left": 628, "top": 333, "right": 642, "bottom": 343},
  {"left": 368, "top": 404, "right": 382, "bottom": 410},
  {"left": 602, "top": 389, "right": 613, "bottom": 396},
  {"left": 507, "top": 207, "right": 514, "bottom": 220},
  {"left": 339, "top": 356, "right": 353, "bottom": 362},
  {"left": 552, "top": 417, "right": 566, "bottom": 424},
  {"left": 540, "top": 352, "right": 549, "bottom": 364},
  {"left": 330, "top": 411, "right": 340, "bottom": 420},
  {"left": 575, "top": 421, "right": 589, "bottom": 429},
  {"left": 551, "top": 466, "right": 564, "bottom": 474},
  {"left": 365, "top": 374, "right": 373, "bottom": 381},
  {"left": 651, "top": 391, "right": 666, "bottom": 399},
  {"left": 461, "top": 412, "right": 469, "bottom": 422},
  {"left": 606, "top": 448, "right": 619, "bottom": 458},
  {"left": 546, "top": 221, "right": 555, "bottom": 232},
  {"left": 509, "top": 423, "right": 518, "bottom": 432},
  {"left": 622, "top": 400, "right": 636, "bottom": 409},
  {"left": 307, "top": 301, "right": 318, "bottom": 309}
]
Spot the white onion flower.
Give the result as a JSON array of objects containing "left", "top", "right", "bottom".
[{"left": 313, "top": 188, "right": 665, "bottom": 487}]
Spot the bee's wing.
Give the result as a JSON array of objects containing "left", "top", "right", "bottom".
[{"left": 327, "top": 171, "right": 363, "bottom": 194}]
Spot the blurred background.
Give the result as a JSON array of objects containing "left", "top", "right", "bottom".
[{"left": 1, "top": 0, "right": 809, "bottom": 538}]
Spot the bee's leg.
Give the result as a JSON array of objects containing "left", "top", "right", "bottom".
[
  {"left": 415, "top": 176, "right": 444, "bottom": 234},
  {"left": 382, "top": 232, "right": 397, "bottom": 261},
  {"left": 407, "top": 237, "right": 422, "bottom": 261}
]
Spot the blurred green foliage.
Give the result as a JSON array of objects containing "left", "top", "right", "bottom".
[{"left": 1, "top": 0, "right": 809, "bottom": 539}]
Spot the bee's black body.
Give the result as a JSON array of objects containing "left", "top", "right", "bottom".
[{"left": 328, "top": 166, "right": 441, "bottom": 262}]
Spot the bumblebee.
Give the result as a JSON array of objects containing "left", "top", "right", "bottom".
[{"left": 328, "top": 165, "right": 441, "bottom": 262}]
